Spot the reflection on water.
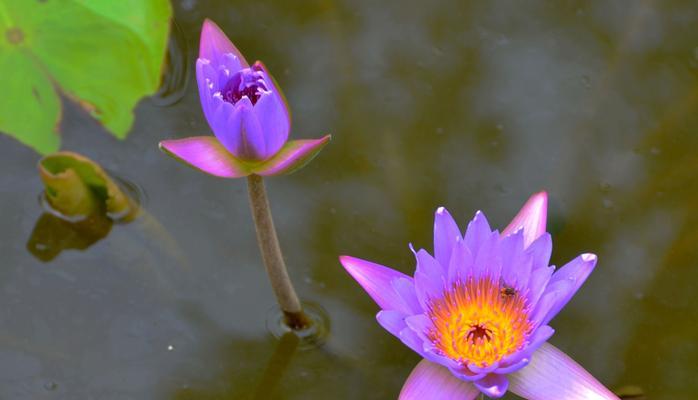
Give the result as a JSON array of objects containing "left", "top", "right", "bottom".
[
  {"left": 26, "top": 212, "right": 113, "bottom": 262},
  {"left": 152, "top": 18, "right": 191, "bottom": 107},
  {"left": 1, "top": 0, "right": 697, "bottom": 399}
]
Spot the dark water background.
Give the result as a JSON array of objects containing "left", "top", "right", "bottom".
[{"left": 1, "top": 0, "right": 698, "bottom": 398}]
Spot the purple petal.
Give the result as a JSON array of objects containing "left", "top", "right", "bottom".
[
  {"left": 448, "top": 366, "right": 487, "bottom": 382},
  {"left": 447, "top": 239, "right": 472, "bottom": 285},
  {"left": 399, "top": 360, "right": 480, "bottom": 400},
  {"left": 473, "top": 374, "right": 509, "bottom": 399},
  {"left": 496, "top": 325, "right": 554, "bottom": 374},
  {"left": 502, "top": 191, "right": 548, "bottom": 249},
  {"left": 466, "top": 361, "right": 500, "bottom": 375},
  {"left": 339, "top": 256, "right": 412, "bottom": 312},
  {"left": 499, "top": 229, "right": 531, "bottom": 290},
  {"left": 196, "top": 59, "right": 218, "bottom": 122},
  {"left": 463, "top": 211, "right": 497, "bottom": 278},
  {"left": 509, "top": 343, "right": 619, "bottom": 400},
  {"left": 525, "top": 233, "right": 554, "bottom": 307},
  {"left": 434, "top": 207, "right": 462, "bottom": 269},
  {"left": 539, "top": 253, "right": 597, "bottom": 326},
  {"left": 199, "top": 19, "right": 249, "bottom": 67},
  {"left": 392, "top": 277, "right": 422, "bottom": 314},
  {"left": 377, "top": 310, "right": 408, "bottom": 337},
  {"left": 253, "top": 61, "right": 290, "bottom": 154},
  {"left": 253, "top": 135, "right": 331, "bottom": 176},
  {"left": 159, "top": 137, "right": 251, "bottom": 178},
  {"left": 529, "top": 281, "right": 571, "bottom": 328},
  {"left": 404, "top": 314, "right": 433, "bottom": 340},
  {"left": 237, "top": 97, "right": 267, "bottom": 160},
  {"left": 414, "top": 250, "right": 445, "bottom": 308},
  {"left": 399, "top": 327, "right": 428, "bottom": 355},
  {"left": 464, "top": 211, "right": 492, "bottom": 253}
]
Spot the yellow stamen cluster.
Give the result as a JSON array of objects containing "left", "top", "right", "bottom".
[{"left": 427, "top": 277, "right": 532, "bottom": 367}]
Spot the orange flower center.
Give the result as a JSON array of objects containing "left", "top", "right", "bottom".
[{"left": 427, "top": 277, "right": 532, "bottom": 367}]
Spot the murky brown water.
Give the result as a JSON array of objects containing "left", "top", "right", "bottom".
[{"left": 1, "top": 0, "right": 697, "bottom": 398}]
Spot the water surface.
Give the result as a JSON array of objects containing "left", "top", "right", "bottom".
[{"left": 1, "top": 0, "right": 697, "bottom": 398}]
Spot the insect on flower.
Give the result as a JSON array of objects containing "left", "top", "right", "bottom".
[{"left": 339, "top": 192, "right": 619, "bottom": 399}]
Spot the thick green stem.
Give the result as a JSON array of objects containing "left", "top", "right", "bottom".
[{"left": 246, "top": 174, "right": 310, "bottom": 329}]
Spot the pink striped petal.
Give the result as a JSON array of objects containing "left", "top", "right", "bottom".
[
  {"left": 509, "top": 343, "right": 619, "bottom": 400},
  {"left": 502, "top": 191, "right": 548, "bottom": 248},
  {"left": 399, "top": 359, "right": 480, "bottom": 400},
  {"left": 159, "top": 136, "right": 251, "bottom": 178},
  {"left": 253, "top": 135, "right": 331, "bottom": 176},
  {"left": 200, "top": 19, "right": 249, "bottom": 67},
  {"left": 339, "top": 256, "right": 412, "bottom": 312}
]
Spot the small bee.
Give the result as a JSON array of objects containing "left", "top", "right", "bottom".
[
  {"left": 499, "top": 278, "right": 517, "bottom": 298},
  {"left": 500, "top": 286, "right": 517, "bottom": 298}
]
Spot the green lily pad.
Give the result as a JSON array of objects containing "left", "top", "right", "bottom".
[
  {"left": 39, "top": 151, "right": 138, "bottom": 220},
  {"left": 0, "top": 0, "right": 171, "bottom": 154}
]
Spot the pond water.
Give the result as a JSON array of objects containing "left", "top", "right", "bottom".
[{"left": 1, "top": 0, "right": 697, "bottom": 399}]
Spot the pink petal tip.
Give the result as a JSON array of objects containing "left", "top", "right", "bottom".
[
  {"left": 159, "top": 136, "right": 252, "bottom": 178},
  {"left": 253, "top": 135, "right": 331, "bottom": 176},
  {"left": 502, "top": 191, "right": 548, "bottom": 248}
]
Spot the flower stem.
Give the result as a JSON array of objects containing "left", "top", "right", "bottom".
[{"left": 246, "top": 174, "right": 310, "bottom": 330}]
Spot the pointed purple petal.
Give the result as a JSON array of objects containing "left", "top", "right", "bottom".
[
  {"left": 404, "top": 314, "right": 433, "bottom": 340},
  {"left": 464, "top": 211, "right": 492, "bottom": 252},
  {"left": 196, "top": 59, "right": 218, "bottom": 122},
  {"left": 434, "top": 207, "right": 462, "bottom": 269},
  {"left": 529, "top": 280, "right": 571, "bottom": 327},
  {"left": 473, "top": 374, "right": 509, "bottom": 398},
  {"left": 392, "top": 277, "right": 422, "bottom": 314},
  {"left": 539, "top": 253, "right": 597, "bottom": 325},
  {"left": 253, "top": 90, "right": 289, "bottom": 157},
  {"left": 159, "top": 137, "right": 251, "bottom": 178},
  {"left": 509, "top": 343, "right": 619, "bottom": 400},
  {"left": 525, "top": 233, "right": 554, "bottom": 307},
  {"left": 253, "top": 135, "right": 331, "bottom": 176},
  {"left": 414, "top": 249, "right": 445, "bottom": 308},
  {"left": 399, "top": 327, "right": 428, "bottom": 356},
  {"left": 200, "top": 19, "right": 249, "bottom": 67},
  {"left": 339, "top": 256, "right": 411, "bottom": 311},
  {"left": 253, "top": 61, "right": 290, "bottom": 155},
  {"left": 463, "top": 211, "right": 496, "bottom": 278},
  {"left": 496, "top": 325, "right": 554, "bottom": 373},
  {"left": 502, "top": 191, "right": 548, "bottom": 248},
  {"left": 499, "top": 229, "right": 531, "bottom": 289},
  {"left": 237, "top": 97, "right": 267, "bottom": 160},
  {"left": 377, "top": 310, "right": 407, "bottom": 337},
  {"left": 399, "top": 360, "right": 480, "bottom": 400},
  {"left": 447, "top": 239, "right": 472, "bottom": 285}
]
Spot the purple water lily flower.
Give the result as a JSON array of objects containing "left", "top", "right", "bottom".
[
  {"left": 339, "top": 192, "right": 619, "bottom": 399},
  {"left": 159, "top": 19, "right": 330, "bottom": 177}
]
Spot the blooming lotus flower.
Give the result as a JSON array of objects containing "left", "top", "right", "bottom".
[
  {"left": 339, "top": 192, "right": 619, "bottom": 399},
  {"left": 159, "top": 19, "right": 330, "bottom": 177}
]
